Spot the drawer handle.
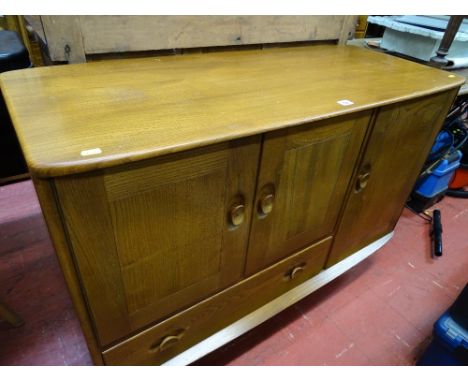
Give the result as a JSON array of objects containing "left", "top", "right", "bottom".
[
  {"left": 259, "top": 193, "right": 275, "bottom": 216},
  {"left": 149, "top": 330, "right": 185, "bottom": 353},
  {"left": 355, "top": 171, "right": 371, "bottom": 192},
  {"left": 229, "top": 203, "right": 246, "bottom": 227},
  {"left": 285, "top": 264, "right": 306, "bottom": 281}
]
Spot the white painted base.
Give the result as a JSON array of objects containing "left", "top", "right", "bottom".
[{"left": 163, "top": 231, "right": 394, "bottom": 366}]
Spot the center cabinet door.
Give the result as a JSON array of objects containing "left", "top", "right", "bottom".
[
  {"left": 245, "top": 112, "right": 371, "bottom": 275},
  {"left": 54, "top": 137, "right": 260, "bottom": 346}
]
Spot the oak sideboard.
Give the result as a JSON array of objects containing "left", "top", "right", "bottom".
[{"left": 1, "top": 45, "right": 464, "bottom": 365}]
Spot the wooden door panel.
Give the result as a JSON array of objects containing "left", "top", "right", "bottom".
[
  {"left": 54, "top": 137, "right": 260, "bottom": 345},
  {"left": 245, "top": 112, "right": 371, "bottom": 275},
  {"left": 326, "top": 90, "right": 458, "bottom": 267},
  {"left": 109, "top": 171, "right": 225, "bottom": 312}
]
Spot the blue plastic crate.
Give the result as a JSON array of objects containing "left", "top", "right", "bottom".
[
  {"left": 415, "top": 150, "right": 462, "bottom": 198},
  {"left": 417, "top": 312, "right": 468, "bottom": 366}
]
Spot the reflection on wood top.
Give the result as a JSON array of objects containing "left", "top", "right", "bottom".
[{"left": 1, "top": 45, "right": 464, "bottom": 177}]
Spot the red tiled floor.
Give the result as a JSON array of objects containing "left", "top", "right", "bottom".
[
  {"left": 330, "top": 288, "right": 422, "bottom": 366},
  {"left": 0, "top": 179, "right": 467, "bottom": 365},
  {"left": 0, "top": 180, "right": 92, "bottom": 366},
  {"left": 265, "top": 318, "right": 370, "bottom": 366}
]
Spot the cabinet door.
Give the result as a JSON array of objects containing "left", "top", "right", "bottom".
[
  {"left": 245, "top": 112, "right": 371, "bottom": 275},
  {"left": 54, "top": 137, "right": 260, "bottom": 346},
  {"left": 326, "top": 90, "right": 457, "bottom": 267}
]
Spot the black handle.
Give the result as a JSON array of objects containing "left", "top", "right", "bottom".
[{"left": 432, "top": 209, "right": 443, "bottom": 257}]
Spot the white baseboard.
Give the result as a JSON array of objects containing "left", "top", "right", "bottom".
[{"left": 163, "top": 231, "right": 394, "bottom": 366}]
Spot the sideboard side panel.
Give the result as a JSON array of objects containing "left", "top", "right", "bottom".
[{"left": 31, "top": 177, "right": 103, "bottom": 365}]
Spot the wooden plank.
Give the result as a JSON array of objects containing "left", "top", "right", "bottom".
[
  {"left": 338, "top": 15, "right": 358, "bottom": 45},
  {"left": 0, "top": 45, "right": 464, "bottom": 178},
  {"left": 78, "top": 16, "right": 348, "bottom": 55},
  {"left": 23, "top": 15, "right": 46, "bottom": 43},
  {"left": 41, "top": 16, "right": 85, "bottom": 62}
]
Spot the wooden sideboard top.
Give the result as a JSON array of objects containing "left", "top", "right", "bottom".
[{"left": 1, "top": 45, "right": 464, "bottom": 178}]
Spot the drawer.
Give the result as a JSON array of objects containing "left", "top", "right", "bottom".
[{"left": 103, "top": 236, "right": 332, "bottom": 365}]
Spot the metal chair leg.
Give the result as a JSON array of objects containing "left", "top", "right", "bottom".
[{"left": 430, "top": 16, "right": 465, "bottom": 67}]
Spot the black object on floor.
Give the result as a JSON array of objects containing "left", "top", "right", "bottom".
[
  {"left": 431, "top": 209, "right": 443, "bottom": 257},
  {"left": 0, "top": 30, "right": 30, "bottom": 184}
]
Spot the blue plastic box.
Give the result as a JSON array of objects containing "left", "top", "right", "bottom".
[
  {"left": 415, "top": 150, "right": 462, "bottom": 198},
  {"left": 417, "top": 312, "right": 468, "bottom": 366}
]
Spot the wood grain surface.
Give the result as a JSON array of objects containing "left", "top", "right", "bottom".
[
  {"left": 25, "top": 16, "right": 357, "bottom": 62},
  {"left": 326, "top": 89, "right": 459, "bottom": 267},
  {"left": 245, "top": 111, "right": 370, "bottom": 274},
  {"left": 0, "top": 45, "right": 463, "bottom": 178},
  {"left": 79, "top": 16, "right": 354, "bottom": 55},
  {"left": 53, "top": 137, "right": 260, "bottom": 346},
  {"left": 102, "top": 236, "right": 332, "bottom": 365}
]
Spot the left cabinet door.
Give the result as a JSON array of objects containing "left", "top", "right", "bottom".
[{"left": 54, "top": 137, "right": 261, "bottom": 346}]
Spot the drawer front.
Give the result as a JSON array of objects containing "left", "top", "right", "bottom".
[{"left": 103, "top": 236, "right": 332, "bottom": 365}]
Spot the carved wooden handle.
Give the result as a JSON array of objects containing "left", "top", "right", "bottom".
[
  {"left": 355, "top": 172, "right": 371, "bottom": 192},
  {"left": 229, "top": 204, "right": 245, "bottom": 227},
  {"left": 290, "top": 266, "right": 305, "bottom": 279},
  {"left": 259, "top": 193, "right": 275, "bottom": 215},
  {"left": 286, "top": 265, "right": 305, "bottom": 281},
  {"left": 149, "top": 330, "right": 185, "bottom": 353}
]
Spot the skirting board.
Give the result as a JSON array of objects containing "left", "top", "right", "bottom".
[{"left": 163, "top": 231, "right": 394, "bottom": 365}]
